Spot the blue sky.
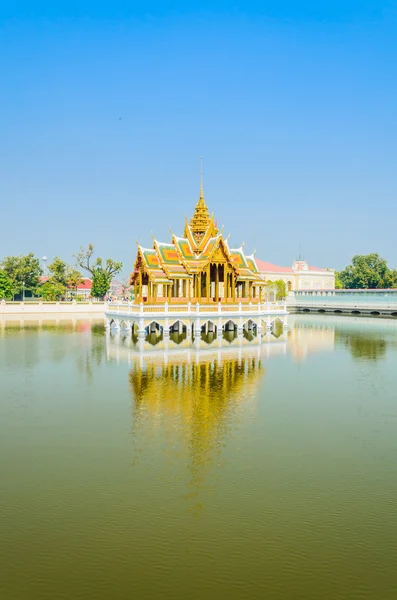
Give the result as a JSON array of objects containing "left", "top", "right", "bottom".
[{"left": 1, "top": 1, "right": 397, "bottom": 274}]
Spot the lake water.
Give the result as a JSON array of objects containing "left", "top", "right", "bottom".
[{"left": 1, "top": 315, "right": 397, "bottom": 600}]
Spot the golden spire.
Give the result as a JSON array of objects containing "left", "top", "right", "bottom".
[
  {"left": 199, "top": 156, "right": 204, "bottom": 204},
  {"left": 184, "top": 157, "right": 218, "bottom": 248}
]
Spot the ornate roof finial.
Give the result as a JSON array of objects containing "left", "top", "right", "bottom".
[{"left": 199, "top": 156, "right": 204, "bottom": 204}]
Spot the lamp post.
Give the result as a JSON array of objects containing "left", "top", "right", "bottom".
[
  {"left": 22, "top": 281, "right": 25, "bottom": 302},
  {"left": 42, "top": 256, "right": 48, "bottom": 277}
]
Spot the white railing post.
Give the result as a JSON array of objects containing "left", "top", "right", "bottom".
[
  {"left": 128, "top": 301, "right": 131, "bottom": 315},
  {"left": 239, "top": 302, "right": 242, "bottom": 313},
  {"left": 196, "top": 302, "right": 200, "bottom": 314},
  {"left": 188, "top": 302, "right": 191, "bottom": 314},
  {"left": 218, "top": 301, "right": 222, "bottom": 314},
  {"left": 140, "top": 302, "right": 144, "bottom": 316},
  {"left": 164, "top": 301, "right": 168, "bottom": 313}
]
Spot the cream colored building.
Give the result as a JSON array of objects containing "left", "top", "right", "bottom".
[{"left": 256, "top": 259, "right": 335, "bottom": 292}]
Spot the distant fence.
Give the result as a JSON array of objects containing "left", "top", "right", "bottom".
[{"left": 0, "top": 300, "right": 106, "bottom": 314}]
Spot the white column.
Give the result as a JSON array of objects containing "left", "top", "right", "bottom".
[
  {"left": 217, "top": 317, "right": 223, "bottom": 336},
  {"left": 163, "top": 317, "right": 170, "bottom": 337},
  {"left": 194, "top": 318, "right": 201, "bottom": 337},
  {"left": 237, "top": 317, "right": 243, "bottom": 334},
  {"left": 138, "top": 318, "right": 145, "bottom": 337}
]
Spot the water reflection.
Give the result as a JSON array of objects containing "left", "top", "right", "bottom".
[
  {"left": 129, "top": 352, "right": 264, "bottom": 509},
  {"left": 336, "top": 331, "right": 387, "bottom": 361},
  {"left": 0, "top": 316, "right": 107, "bottom": 381},
  {"left": 287, "top": 318, "right": 335, "bottom": 361},
  {"left": 75, "top": 323, "right": 108, "bottom": 381},
  {"left": 288, "top": 314, "right": 397, "bottom": 363}
]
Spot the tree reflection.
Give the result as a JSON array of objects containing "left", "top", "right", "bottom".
[
  {"left": 336, "top": 331, "right": 387, "bottom": 361},
  {"left": 75, "top": 323, "right": 107, "bottom": 381}
]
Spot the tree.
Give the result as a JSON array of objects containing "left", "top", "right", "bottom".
[
  {"left": 75, "top": 244, "right": 122, "bottom": 300},
  {"left": 275, "top": 279, "right": 287, "bottom": 299},
  {"left": 334, "top": 272, "right": 343, "bottom": 289},
  {"left": 45, "top": 258, "right": 83, "bottom": 297},
  {"left": 67, "top": 269, "right": 83, "bottom": 293},
  {"left": 265, "top": 279, "right": 287, "bottom": 301},
  {"left": 1, "top": 253, "right": 42, "bottom": 296},
  {"left": 91, "top": 271, "right": 113, "bottom": 299},
  {"left": 339, "top": 254, "right": 396, "bottom": 289},
  {"left": 48, "top": 257, "right": 68, "bottom": 286},
  {"left": 0, "top": 270, "right": 14, "bottom": 299},
  {"left": 39, "top": 280, "right": 66, "bottom": 301}
]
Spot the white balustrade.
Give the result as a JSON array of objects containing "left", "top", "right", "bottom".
[{"left": 105, "top": 300, "right": 287, "bottom": 318}]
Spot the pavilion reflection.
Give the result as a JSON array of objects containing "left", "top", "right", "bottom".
[{"left": 128, "top": 349, "right": 265, "bottom": 508}]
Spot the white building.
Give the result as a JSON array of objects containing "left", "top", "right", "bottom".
[{"left": 256, "top": 259, "right": 335, "bottom": 292}]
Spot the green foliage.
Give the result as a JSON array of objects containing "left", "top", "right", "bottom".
[
  {"left": 75, "top": 244, "right": 122, "bottom": 299},
  {"left": 339, "top": 254, "right": 397, "bottom": 289},
  {"left": 274, "top": 279, "right": 287, "bottom": 299},
  {"left": 48, "top": 257, "right": 68, "bottom": 286},
  {"left": 0, "top": 270, "right": 15, "bottom": 299},
  {"left": 39, "top": 258, "right": 83, "bottom": 299},
  {"left": 1, "top": 253, "right": 42, "bottom": 294},
  {"left": 39, "top": 280, "right": 66, "bottom": 301},
  {"left": 67, "top": 269, "right": 83, "bottom": 292},
  {"left": 92, "top": 271, "right": 112, "bottom": 299},
  {"left": 265, "top": 279, "right": 287, "bottom": 300},
  {"left": 334, "top": 272, "right": 343, "bottom": 289}
]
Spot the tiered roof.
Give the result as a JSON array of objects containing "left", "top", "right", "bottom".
[{"left": 132, "top": 186, "right": 264, "bottom": 285}]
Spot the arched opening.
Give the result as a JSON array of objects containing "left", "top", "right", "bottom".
[
  {"left": 243, "top": 319, "right": 257, "bottom": 332},
  {"left": 318, "top": 309, "right": 326, "bottom": 313},
  {"left": 169, "top": 320, "right": 187, "bottom": 343},
  {"left": 370, "top": 311, "right": 380, "bottom": 316},
  {"left": 271, "top": 318, "right": 284, "bottom": 338},
  {"left": 241, "top": 319, "right": 256, "bottom": 341},
  {"left": 351, "top": 310, "right": 361, "bottom": 315},
  {"left": 391, "top": 312, "right": 397, "bottom": 317},
  {"left": 302, "top": 308, "right": 310, "bottom": 313},
  {"left": 169, "top": 320, "right": 186, "bottom": 334},
  {"left": 223, "top": 319, "right": 237, "bottom": 343},
  {"left": 145, "top": 321, "right": 163, "bottom": 345},
  {"left": 334, "top": 309, "right": 342, "bottom": 313},
  {"left": 201, "top": 320, "right": 217, "bottom": 343}
]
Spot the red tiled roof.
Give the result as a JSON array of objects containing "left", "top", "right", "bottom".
[
  {"left": 255, "top": 259, "right": 293, "bottom": 273},
  {"left": 39, "top": 276, "right": 92, "bottom": 290},
  {"left": 77, "top": 278, "right": 92, "bottom": 290},
  {"left": 256, "top": 259, "right": 329, "bottom": 274}
]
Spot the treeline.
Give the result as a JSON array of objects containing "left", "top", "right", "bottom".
[
  {"left": 0, "top": 245, "right": 122, "bottom": 301},
  {"left": 336, "top": 254, "right": 397, "bottom": 289}
]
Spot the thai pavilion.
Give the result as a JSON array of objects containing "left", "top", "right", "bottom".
[{"left": 130, "top": 184, "right": 265, "bottom": 304}]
